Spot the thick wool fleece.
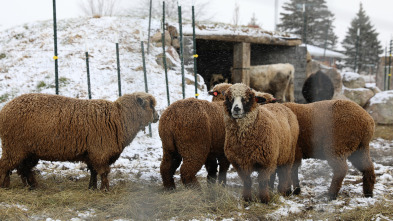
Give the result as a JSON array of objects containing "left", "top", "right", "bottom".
[
  {"left": 283, "top": 99, "right": 376, "bottom": 200},
  {"left": 0, "top": 92, "right": 158, "bottom": 190},
  {"left": 159, "top": 98, "right": 230, "bottom": 189},
  {"left": 223, "top": 84, "right": 299, "bottom": 203}
]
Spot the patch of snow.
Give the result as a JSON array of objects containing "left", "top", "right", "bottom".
[{"left": 369, "top": 90, "right": 393, "bottom": 105}]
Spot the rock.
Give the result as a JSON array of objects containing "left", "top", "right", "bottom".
[
  {"left": 324, "top": 68, "right": 342, "bottom": 94},
  {"left": 343, "top": 87, "right": 374, "bottom": 107},
  {"left": 366, "top": 90, "right": 393, "bottom": 124},
  {"left": 151, "top": 31, "right": 171, "bottom": 46},
  {"left": 342, "top": 72, "right": 366, "bottom": 89},
  {"left": 155, "top": 46, "right": 180, "bottom": 69}
]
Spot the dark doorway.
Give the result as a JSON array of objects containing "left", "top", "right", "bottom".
[{"left": 196, "top": 39, "right": 234, "bottom": 90}]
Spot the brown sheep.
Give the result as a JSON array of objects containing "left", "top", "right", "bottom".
[
  {"left": 0, "top": 92, "right": 159, "bottom": 190},
  {"left": 209, "top": 83, "right": 277, "bottom": 104},
  {"left": 208, "top": 83, "right": 232, "bottom": 102},
  {"left": 223, "top": 83, "right": 299, "bottom": 203},
  {"left": 159, "top": 98, "right": 230, "bottom": 189},
  {"left": 281, "top": 100, "right": 376, "bottom": 200}
]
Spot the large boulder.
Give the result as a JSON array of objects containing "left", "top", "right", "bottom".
[
  {"left": 343, "top": 87, "right": 375, "bottom": 107},
  {"left": 366, "top": 90, "right": 393, "bottom": 124},
  {"left": 342, "top": 72, "right": 366, "bottom": 88}
]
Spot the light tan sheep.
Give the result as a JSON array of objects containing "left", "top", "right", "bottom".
[
  {"left": 0, "top": 92, "right": 159, "bottom": 190},
  {"left": 249, "top": 63, "right": 295, "bottom": 102},
  {"left": 223, "top": 83, "right": 299, "bottom": 203},
  {"left": 282, "top": 100, "right": 376, "bottom": 200},
  {"left": 159, "top": 98, "right": 230, "bottom": 189}
]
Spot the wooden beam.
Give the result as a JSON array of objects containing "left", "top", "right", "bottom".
[{"left": 232, "top": 42, "right": 250, "bottom": 86}]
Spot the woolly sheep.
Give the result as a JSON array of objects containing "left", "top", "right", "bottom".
[
  {"left": 282, "top": 100, "right": 376, "bottom": 200},
  {"left": 249, "top": 63, "right": 295, "bottom": 102},
  {"left": 209, "top": 83, "right": 277, "bottom": 104},
  {"left": 223, "top": 83, "right": 299, "bottom": 203},
  {"left": 159, "top": 98, "right": 230, "bottom": 189},
  {"left": 0, "top": 92, "right": 159, "bottom": 190}
]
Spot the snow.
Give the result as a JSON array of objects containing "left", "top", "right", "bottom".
[
  {"left": 1, "top": 16, "right": 393, "bottom": 220},
  {"left": 302, "top": 44, "right": 346, "bottom": 58},
  {"left": 342, "top": 71, "right": 363, "bottom": 82},
  {"left": 369, "top": 90, "right": 393, "bottom": 105}
]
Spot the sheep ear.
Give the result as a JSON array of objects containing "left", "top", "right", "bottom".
[
  {"left": 137, "top": 97, "right": 145, "bottom": 106},
  {"left": 255, "top": 96, "right": 267, "bottom": 104},
  {"left": 208, "top": 91, "right": 219, "bottom": 97}
]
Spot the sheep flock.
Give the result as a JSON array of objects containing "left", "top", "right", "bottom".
[{"left": 0, "top": 83, "right": 377, "bottom": 205}]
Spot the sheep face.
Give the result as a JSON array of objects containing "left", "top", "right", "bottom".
[
  {"left": 136, "top": 96, "right": 159, "bottom": 123},
  {"left": 224, "top": 84, "right": 256, "bottom": 119}
]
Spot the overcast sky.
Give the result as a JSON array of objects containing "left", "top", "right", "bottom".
[{"left": 1, "top": 0, "right": 392, "bottom": 51}]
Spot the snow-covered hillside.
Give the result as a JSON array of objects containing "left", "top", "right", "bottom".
[{"left": 0, "top": 16, "right": 392, "bottom": 220}]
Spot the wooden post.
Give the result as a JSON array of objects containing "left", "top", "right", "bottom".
[{"left": 232, "top": 42, "right": 250, "bottom": 86}]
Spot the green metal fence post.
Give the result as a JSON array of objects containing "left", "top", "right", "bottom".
[
  {"left": 192, "top": 3, "right": 198, "bottom": 98},
  {"left": 162, "top": 2, "right": 170, "bottom": 106},
  {"left": 116, "top": 42, "right": 122, "bottom": 97},
  {"left": 178, "top": 1, "right": 185, "bottom": 99},
  {"left": 52, "top": 0, "right": 59, "bottom": 94},
  {"left": 85, "top": 51, "right": 92, "bottom": 99}
]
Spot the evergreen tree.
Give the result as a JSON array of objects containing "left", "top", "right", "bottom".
[
  {"left": 341, "top": 3, "right": 383, "bottom": 73},
  {"left": 248, "top": 13, "right": 260, "bottom": 27},
  {"left": 277, "top": 0, "right": 338, "bottom": 49}
]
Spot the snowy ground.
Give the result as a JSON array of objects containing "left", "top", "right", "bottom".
[{"left": 0, "top": 16, "right": 393, "bottom": 220}]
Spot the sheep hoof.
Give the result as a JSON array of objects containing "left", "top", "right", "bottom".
[
  {"left": 364, "top": 193, "right": 373, "bottom": 198},
  {"left": 293, "top": 187, "right": 301, "bottom": 195},
  {"left": 328, "top": 193, "right": 338, "bottom": 201}
]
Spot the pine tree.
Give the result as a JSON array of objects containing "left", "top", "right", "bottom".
[
  {"left": 277, "top": 0, "right": 338, "bottom": 49},
  {"left": 248, "top": 13, "right": 260, "bottom": 27},
  {"left": 341, "top": 3, "right": 383, "bottom": 73}
]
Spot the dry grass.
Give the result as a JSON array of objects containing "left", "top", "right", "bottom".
[{"left": 0, "top": 173, "right": 286, "bottom": 220}]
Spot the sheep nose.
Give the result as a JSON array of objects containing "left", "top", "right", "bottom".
[{"left": 234, "top": 105, "right": 241, "bottom": 113}]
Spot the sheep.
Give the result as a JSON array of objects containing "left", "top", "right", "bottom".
[
  {"left": 209, "top": 74, "right": 229, "bottom": 90},
  {"left": 280, "top": 100, "right": 376, "bottom": 200},
  {"left": 0, "top": 92, "right": 159, "bottom": 190},
  {"left": 209, "top": 83, "right": 277, "bottom": 104},
  {"left": 223, "top": 83, "right": 299, "bottom": 203},
  {"left": 249, "top": 63, "right": 295, "bottom": 102},
  {"left": 159, "top": 98, "right": 230, "bottom": 189},
  {"left": 208, "top": 82, "right": 232, "bottom": 102}
]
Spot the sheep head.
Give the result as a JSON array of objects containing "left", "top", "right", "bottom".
[
  {"left": 208, "top": 83, "right": 232, "bottom": 102},
  {"left": 253, "top": 91, "right": 278, "bottom": 105},
  {"left": 224, "top": 83, "right": 257, "bottom": 119},
  {"left": 118, "top": 92, "right": 159, "bottom": 124}
]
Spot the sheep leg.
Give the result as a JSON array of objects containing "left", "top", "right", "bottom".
[
  {"left": 348, "top": 147, "right": 376, "bottom": 198},
  {"left": 291, "top": 160, "right": 302, "bottom": 195},
  {"left": 276, "top": 165, "right": 292, "bottom": 196},
  {"left": 94, "top": 164, "right": 111, "bottom": 191},
  {"left": 180, "top": 157, "right": 204, "bottom": 189},
  {"left": 87, "top": 163, "right": 98, "bottom": 190},
  {"left": 0, "top": 152, "right": 25, "bottom": 188},
  {"left": 327, "top": 158, "right": 348, "bottom": 200},
  {"left": 233, "top": 163, "right": 252, "bottom": 202},
  {"left": 257, "top": 169, "right": 273, "bottom": 204},
  {"left": 205, "top": 155, "right": 218, "bottom": 184},
  {"left": 17, "top": 157, "right": 39, "bottom": 189},
  {"left": 217, "top": 154, "right": 230, "bottom": 186},
  {"left": 160, "top": 150, "right": 182, "bottom": 190}
]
